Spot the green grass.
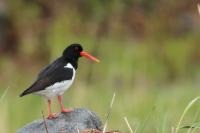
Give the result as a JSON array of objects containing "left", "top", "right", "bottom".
[
  {"left": 0, "top": 36, "right": 200, "bottom": 132},
  {"left": 1, "top": 83, "right": 200, "bottom": 133}
]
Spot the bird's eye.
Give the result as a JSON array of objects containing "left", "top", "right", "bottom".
[{"left": 75, "top": 47, "right": 78, "bottom": 51}]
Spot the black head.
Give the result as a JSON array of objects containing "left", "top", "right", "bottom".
[
  {"left": 62, "top": 43, "right": 83, "bottom": 62},
  {"left": 62, "top": 43, "right": 99, "bottom": 69}
]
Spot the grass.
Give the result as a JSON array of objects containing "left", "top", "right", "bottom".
[
  {"left": 0, "top": 83, "right": 200, "bottom": 133},
  {"left": 124, "top": 116, "right": 134, "bottom": 133},
  {"left": 0, "top": 87, "right": 9, "bottom": 103},
  {"left": 103, "top": 89, "right": 116, "bottom": 132},
  {"left": 175, "top": 96, "right": 200, "bottom": 133},
  {"left": 0, "top": 36, "right": 200, "bottom": 132}
]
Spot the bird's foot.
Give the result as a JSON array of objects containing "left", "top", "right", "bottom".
[
  {"left": 47, "top": 113, "right": 58, "bottom": 119},
  {"left": 61, "top": 108, "right": 73, "bottom": 113}
]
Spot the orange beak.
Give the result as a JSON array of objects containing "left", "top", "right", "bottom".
[{"left": 80, "top": 51, "right": 100, "bottom": 63}]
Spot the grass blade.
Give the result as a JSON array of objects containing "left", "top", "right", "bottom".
[
  {"left": 124, "top": 116, "right": 134, "bottom": 133},
  {"left": 187, "top": 106, "right": 200, "bottom": 133},
  {"left": 0, "top": 87, "right": 9, "bottom": 103},
  {"left": 103, "top": 88, "right": 117, "bottom": 133},
  {"left": 102, "top": 121, "right": 108, "bottom": 133},
  {"left": 175, "top": 96, "right": 200, "bottom": 133}
]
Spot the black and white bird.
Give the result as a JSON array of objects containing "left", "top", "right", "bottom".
[{"left": 20, "top": 43, "right": 99, "bottom": 119}]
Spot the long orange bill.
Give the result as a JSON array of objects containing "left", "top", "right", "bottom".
[{"left": 80, "top": 51, "right": 100, "bottom": 63}]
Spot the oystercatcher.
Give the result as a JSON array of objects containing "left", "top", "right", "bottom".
[{"left": 20, "top": 43, "right": 99, "bottom": 119}]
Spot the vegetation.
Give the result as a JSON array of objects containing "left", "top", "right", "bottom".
[{"left": 0, "top": 0, "right": 200, "bottom": 132}]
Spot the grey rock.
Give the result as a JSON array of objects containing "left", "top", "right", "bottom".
[{"left": 17, "top": 108, "right": 102, "bottom": 133}]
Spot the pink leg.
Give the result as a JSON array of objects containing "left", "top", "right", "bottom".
[
  {"left": 57, "top": 95, "right": 73, "bottom": 113},
  {"left": 47, "top": 99, "right": 57, "bottom": 119}
]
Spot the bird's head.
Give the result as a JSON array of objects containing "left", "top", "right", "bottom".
[{"left": 62, "top": 43, "right": 100, "bottom": 63}]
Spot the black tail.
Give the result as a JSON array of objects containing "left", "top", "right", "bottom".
[
  {"left": 19, "top": 81, "right": 41, "bottom": 97},
  {"left": 19, "top": 86, "right": 34, "bottom": 97},
  {"left": 19, "top": 90, "right": 29, "bottom": 97}
]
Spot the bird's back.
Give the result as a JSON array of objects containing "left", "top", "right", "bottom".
[{"left": 20, "top": 57, "right": 74, "bottom": 97}]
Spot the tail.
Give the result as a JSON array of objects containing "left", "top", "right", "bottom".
[
  {"left": 19, "top": 89, "right": 30, "bottom": 97},
  {"left": 19, "top": 85, "right": 35, "bottom": 97},
  {"left": 19, "top": 81, "right": 41, "bottom": 97}
]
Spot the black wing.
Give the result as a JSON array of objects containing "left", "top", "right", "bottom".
[
  {"left": 37, "top": 57, "right": 64, "bottom": 79},
  {"left": 20, "top": 58, "right": 73, "bottom": 97}
]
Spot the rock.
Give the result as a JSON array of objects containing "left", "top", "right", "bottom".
[{"left": 17, "top": 108, "right": 102, "bottom": 133}]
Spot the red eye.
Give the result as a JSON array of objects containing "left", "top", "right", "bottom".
[{"left": 75, "top": 47, "right": 78, "bottom": 51}]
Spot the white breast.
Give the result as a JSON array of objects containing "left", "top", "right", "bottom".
[{"left": 34, "top": 63, "right": 76, "bottom": 99}]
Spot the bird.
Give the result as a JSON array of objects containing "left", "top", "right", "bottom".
[{"left": 20, "top": 43, "right": 99, "bottom": 119}]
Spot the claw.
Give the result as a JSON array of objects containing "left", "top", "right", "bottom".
[
  {"left": 47, "top": 113, "right": 58, "bottom": 119},
  {"left": 61, "top": 108, "right": 73, "bottom": 113},
  {"left": 58, "top": 95, "right": 73, "bottom": 113}
]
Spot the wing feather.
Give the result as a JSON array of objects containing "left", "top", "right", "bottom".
[{"left": 20, "top": 58, "right": 73, "bottom": 97}]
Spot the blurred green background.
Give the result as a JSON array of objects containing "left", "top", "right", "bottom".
[{"left": 0, "top": 0, "right": 200, "bottom": 132}]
